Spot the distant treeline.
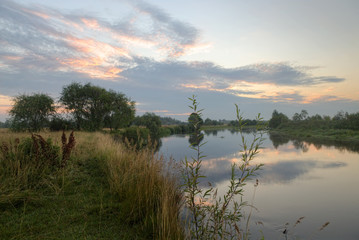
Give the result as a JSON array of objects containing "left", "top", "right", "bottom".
[
  {"left": 269, "top": 109, "right": 359, "bottom": 130},
  {"left": 0, "top": 80, "right": 264, "bottom": 133},
  {"left": 4, "top": 81, "right": 357, "bottom": 134},
  {"left": 158, "top": 116, "right": 259, "bottom": 127},
  {"left": 0, "top": 121, "right": 10, "bottom": 128}
]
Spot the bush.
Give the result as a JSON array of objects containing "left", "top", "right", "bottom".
[
  {"left": 121, "top": 127, "right": 150, "bottom": 147},
  {"left": 160, "top": 127, "right": 172, "bottom": 136},
  {"left": 49, "top": 117, "right": 75, "bottom": 131},
  {"left": 132, "top": 113, "right": 162, "bottom": 138}
]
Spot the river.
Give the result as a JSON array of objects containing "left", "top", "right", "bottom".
[{"left": 159, "top": 129, "right": 359, "bottom": 240}]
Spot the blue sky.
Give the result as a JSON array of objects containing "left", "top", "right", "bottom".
[{"left": 1, "top": 0, "right": 358, "bottom": 121}]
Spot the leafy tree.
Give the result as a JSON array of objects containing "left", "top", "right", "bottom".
[
  {"left": 292, "top": 109, "right": 309, "bottom": 122},
  {"left": 9, "top": 93, "right": 55, "bottom": 132},
  {"left": 159, "top": 116, "right": 184, "bottom": 125},
  {"left": 269, "top": 110, "right": 289, "bottom": 128},
  {"left": 133, "top": 113, "right": 162, "bottom": 138},
  {"left": 60, "top": 83, "right": 108, "bottom": 130},
  {"left": 104, "top": 90, "right": 135, "bottom": 130},
  {"left": 333, "top": 111, "right": 359, "bottom": 130},
  {"left": 49, "top": 116, "right": 75, "bottom": 131},
  {"left": 203, "top": 118, "right": 220, "bottom": 126},
  {"left": 188, "top": 112, "right": 203, "bottom": 132},
  {"left": 300, "top": 109, "right": 309, "bottom": 120},
  {"left": 333, "top": 111, "right": 345, "bottom": 121},
  {"left": 60, "top": 83, "right": 135, "bottom": 131},
  {"left": 346, "top": 112, "right": 359, "bottom": 130}
]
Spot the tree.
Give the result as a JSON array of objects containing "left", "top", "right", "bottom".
[
  {"left": 292, "top": 109, "right": 308, "bottom": 122},
  {"left": 9, "top": 93, "right": 55, "bottom": 131},
  {"left": 203, "top": 118, "right": 220, "bottom": 126},
  {"left": 188, "top": 112, "right": 203, "bottom": 132},
  {"left": 60, "top": 83, "right": 135, "bottom": 131},
  {"left": 104, "top": 90, "right": 135, "bottom": 130},
  {"left": 269, "top": 110, "right": 289, "bottom": 128},
  {"left": 60, "top": 83, "right": 108, "bottom": 130},
  {"left": 300, "top": 109, "right": 308, "bottom": 120},
  {"left": 133, "top": 113, "right": 162, "bottom": 138},
  {"left": 159, "top": 116, "right": 184, "bottom": 125},
  {"left": 346, "top": 112, "right": 359, "bottom": 130}
]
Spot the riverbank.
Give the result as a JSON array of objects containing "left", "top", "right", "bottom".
[
  {"left": 0, "top": 131, "right": 182, "bottom": 239},
  {"left": 269, "top": 127, "right": 359, "bottom": 143}
]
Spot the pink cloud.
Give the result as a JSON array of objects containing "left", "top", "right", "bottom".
[{"left": 81, "top": 18, "right": 101, "bottom": 29}]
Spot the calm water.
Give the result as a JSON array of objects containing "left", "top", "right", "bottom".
[{"left": 159, "top": 129, "right": 359, "bottom": 240}]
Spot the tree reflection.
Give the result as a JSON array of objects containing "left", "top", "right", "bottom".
[
  {"left": 203, "top": 129, "right": 218, "bottom": 136},
  {"left": 268, "top": 132, "right": 359, "bottom": 153},
  {"left": 269, "top": 132, "right": 290, "bottom": 149},
  {"left": 188, "top": 132, "right": 204, "bottom": 147},
  {"left": 293, "top": 140, "right": 309, "bottom": 152}
]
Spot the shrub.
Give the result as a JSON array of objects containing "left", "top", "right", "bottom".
[
  {"left": 49, "top": 117, "right": 75, "bottom": 131},
  {"left": 121, "top": 127, "right": 150, "bottom": 148}
]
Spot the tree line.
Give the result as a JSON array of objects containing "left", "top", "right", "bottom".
[
  {"left": 7, "top": 82, "right": 135, "bottom": 132},
  {"left": 3, "top": 82, "right": 262, "bottom": 133},
  {"left": 6, "top": 83, "right": 357, "bottom": 134},
  {"left": 269, "top": 109, "right": 359, "bottom": 130}
]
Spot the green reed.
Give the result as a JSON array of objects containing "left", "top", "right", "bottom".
[{"left": 182, "top": 96, "right": 265, "bottom": 240}]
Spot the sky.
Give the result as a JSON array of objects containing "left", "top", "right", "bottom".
[{"left": 1, "top": 0, "right": 358, "bottom": 122}]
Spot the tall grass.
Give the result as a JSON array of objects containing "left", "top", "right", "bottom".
[
  {"left": 1, "top": 130, "right": 184, "bottom": 239},
  {"left": 0, "top": 131, "right": 75, "bottom": 207},
  {"left": 81, "top": 133, "right": 184, "bottom": 239}
]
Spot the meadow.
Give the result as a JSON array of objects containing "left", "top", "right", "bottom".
[{"left": 0, "top": 129, "right": 183, "bottom": 239}]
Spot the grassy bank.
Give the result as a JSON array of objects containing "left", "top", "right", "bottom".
[
  {"left": 269, "top": 127, "right": 359, "bottom": 143},
  {"left": 200, "top": 125, "right": 233, "bottom": 130},
  {"left": 0, "top": 130, "right": 183, "bottom": 239}
]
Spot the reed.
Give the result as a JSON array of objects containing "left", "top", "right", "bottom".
[
  {"left": 94, "top": 134, "right": 184, "bottom": 239},
  {"left": 278, "top": 217, "right": 330, "bottom": 240}
]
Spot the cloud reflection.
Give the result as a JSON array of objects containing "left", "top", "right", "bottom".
[
  {"left": 199, "top": 156, "right": 346, "bottom": 186},
  {"left": 257, "top": 160, "right": 346, "bottom": 184}
]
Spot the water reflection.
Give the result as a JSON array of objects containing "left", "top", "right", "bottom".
[
  {"left": 161, "top": 129, "right": 354, "bottom": 185},
  {"left": 258, "top": 160, "right": 346, "bottom": 184},
  {"left": 203, "top": 128, "right": 257, "bottom": 136},
  {"left": 159, "top": 129, "right": 359, "bottom": 240},
  {"left": 269, "top": 132, "right": 359, "bottom": 153},
  {"left": 188, "top": 132, "right": 204, "bottom": 147},
  {"left": 196, "top": 155, "right": 346, "bottom": 186}
]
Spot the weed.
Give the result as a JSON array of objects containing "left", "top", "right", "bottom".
[
  {"left": 61, "top": 130, "right": 76, "bottom": 168},
  {"left": 182, "top": 96, "right": 265, "bottom": 239},
  {"left": 278, "top": 217, "right": 330, "bottom": 240},
  {"left": 0, "top": 132, "right": 75, "bottom": 206}
]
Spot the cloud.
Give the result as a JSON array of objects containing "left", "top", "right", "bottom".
[
  {"left": 0, "top": 94, "right": 12, "bottom": 115},
  {"left": 0, "top": 0, "right": 356, "bottom": 121},
  {"left": 0, "top": 0, "right": 203, "bottom": 82},
  {"left": 130, "top": 0, "right": 200, "bottom": 57},
  {"left": 120, "top": 57, "right": 350, "bottom": 105},
  {"left": 122, "top": 58, "right": 345, "bottom": 88},
  {"left": 0, "top": 0, "right": 346, "bottom": 88}
]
